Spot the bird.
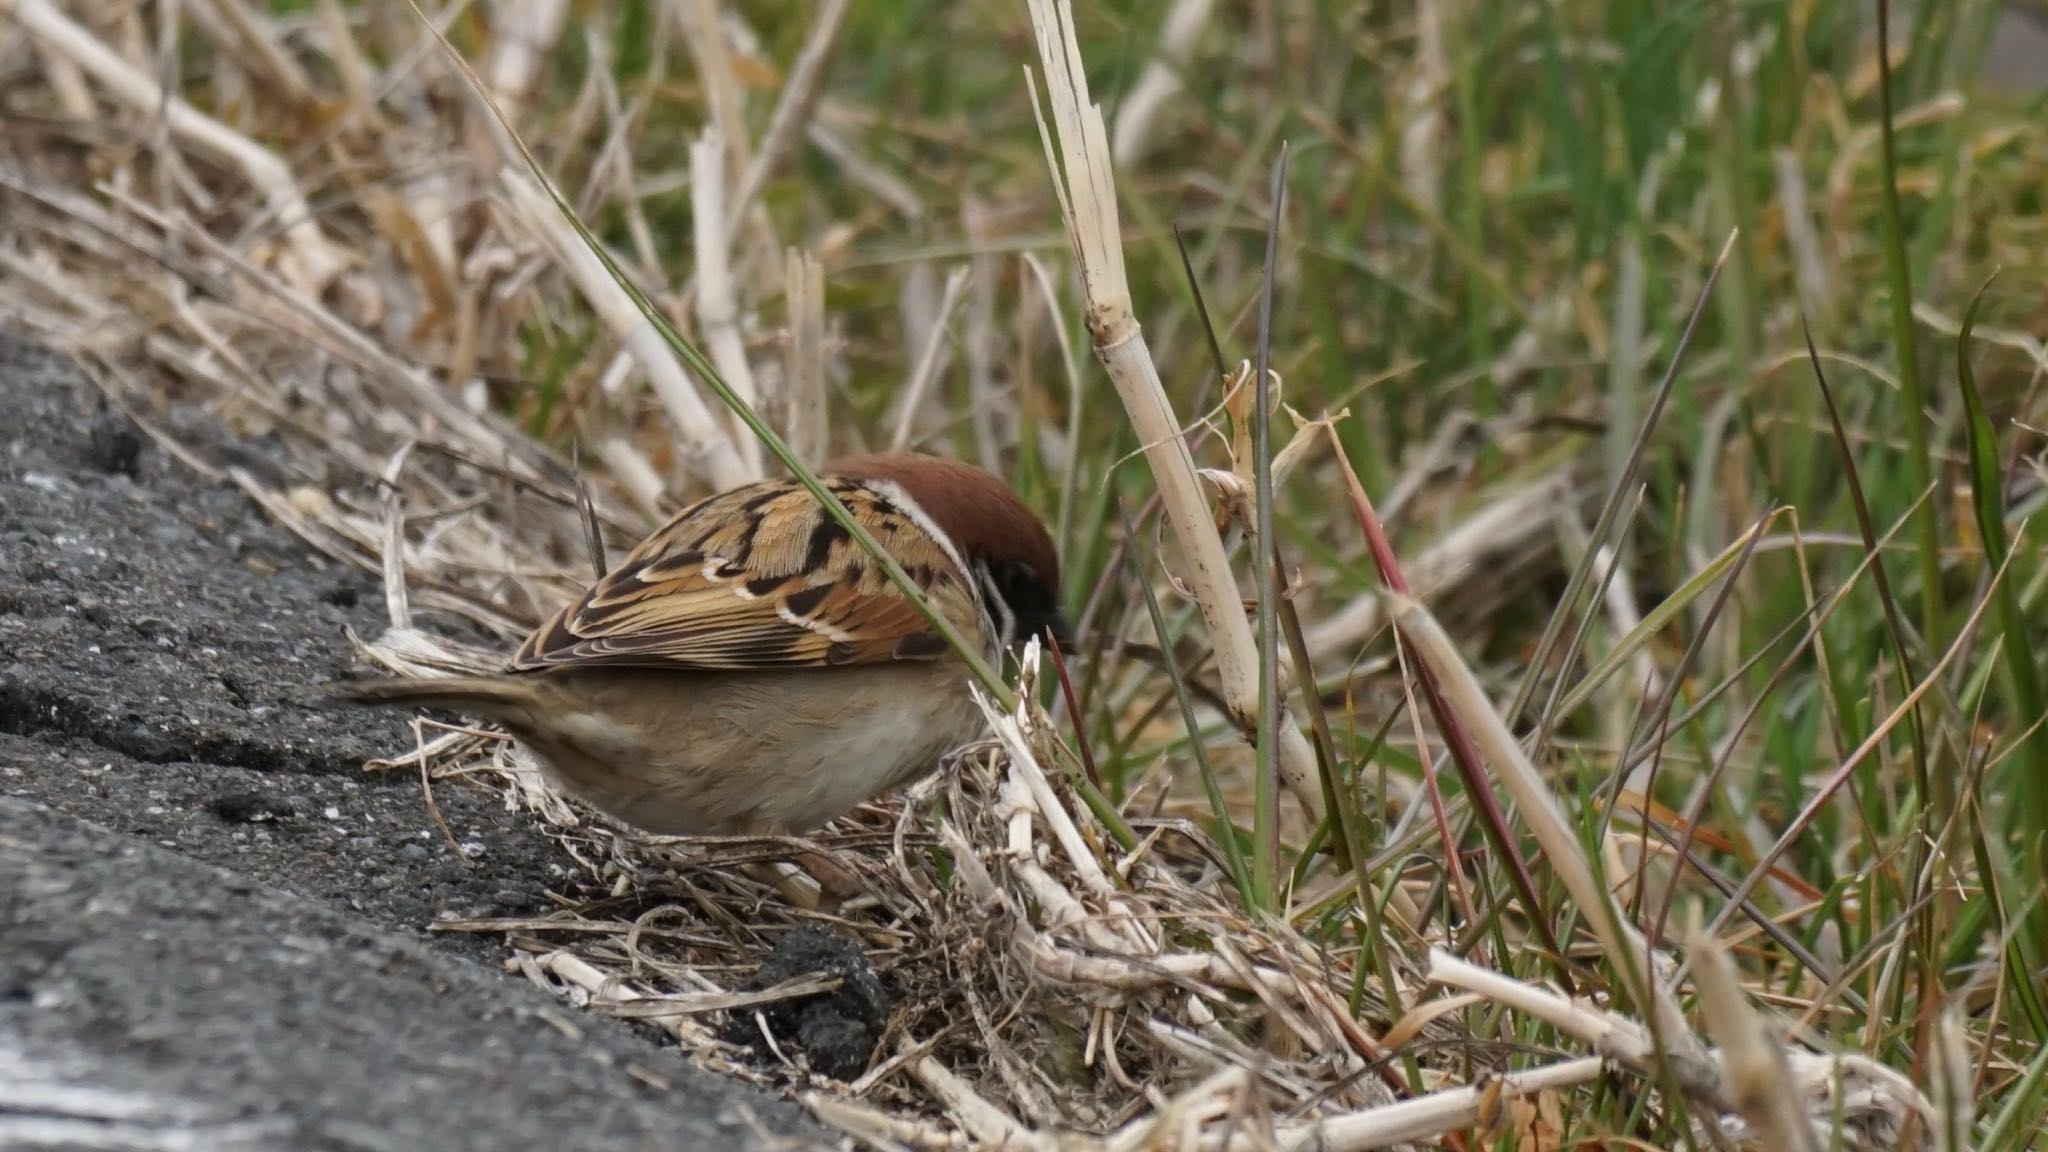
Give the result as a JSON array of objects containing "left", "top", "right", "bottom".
[{"left": 333, "top": 452, "right": 1067, "bottom": 839}]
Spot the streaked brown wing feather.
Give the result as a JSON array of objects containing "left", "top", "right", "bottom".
[{"left": 509, "top": 477, "right": 980, "bottom": 672}]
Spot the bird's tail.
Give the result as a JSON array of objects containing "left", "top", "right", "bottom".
[{"left": 324, "top": 675, "right": 534, "bottom": 723}]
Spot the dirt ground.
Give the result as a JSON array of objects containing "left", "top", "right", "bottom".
[{"left": 0, "top": 333, "right": 826, "bottom": 1149}]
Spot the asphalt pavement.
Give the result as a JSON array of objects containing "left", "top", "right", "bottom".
[{"left": 0, "top": 334, "right": 829, "bottom": 1150}]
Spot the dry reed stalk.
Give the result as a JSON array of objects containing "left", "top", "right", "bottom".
[
  {"left": 191, "top": 0, "right": 321, "bottom": 113},
  {"left": 3, "top": 0, "right": 348, "bottom": 292},
  {"left": 542, "top": 951, "right": 718, "bottom": 1048},
  {"left": 3, "top": 6, "right": 1960, "bottom": 1151},
  {"left": 1304, "top": 472, "right": 1571, "bottom": 665},
  {"left": 962, "top": 198, "right": 1002, "bottom": 471},
  {"left": 1023, "top": 0, "right": 1323, "bottom": 822},
  {"left": 782, "top": 247, "right": 830, "bottom": 466},
  {"left": 727, "top": 0, "right": 850, "bottom": 234},
  {"left": 1431, "top": 948, "right": 1938, "bottom": 1150},
  {"left": 678, "top": 0, "right": 749, "bottom": 177},
  {"left": 1689, "top": 926, "right": 1818, "bottom": 1152},
  {"left": 483, "top": 0, "right": 568, "bottom": 127},
  {"left": 1109, "top": 0, "right": 1214, "bottom": 168},
  {"left": 28, "top": 36, "right": 93, "bottom": 117},
  {"left": 582, "top": 45, "right": 664, "bottom": 279},
  {"left": 1775, "top": 148, "right": 1833, "bottom": 330},
  {"left": 314, "top": 0, "right": 376, "bottom": 113},
  {"left": 903, "top": 1039, "right": 1049, "bottom": 1151},
  {"left": 1928, "top": 1006, "right": 1971, "bottom": 1152},
  {"left": 1265, "top": 1056, "right": 1606, "bottom": 1152},
  {"left": 803, "top": 1093, "right": 964, "bottom": 1150},
  {"left": 1398, "top": 0, "right": 1449, "bottom": 212},
  {"left": 1108, "top": 1067, "right": 1251, "bottom": 1152},
  {"left": 1388, "top": 591, "right": 1702, "bottom": 1062},
  {"left": 500, "top": 167, "right": 756, "bottom": 491},
  {"left": 677, "top": 0, "right": 782, "bottom": 293},
  {"left": 688, "top": 128, "right": 766, "bottom": 476},
  {"left": 805, "top": 117, "right": 927, "bottom": 221},
  {"left": 594, "top": 435, "right": 669, "bottom": 521},
  {"left": 149, "top": 204, "right": 556, "bottom": 484},
  {"left": 889, "top": 265, "right": 972, "bottom": 451}
]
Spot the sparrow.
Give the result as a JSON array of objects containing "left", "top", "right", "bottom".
[{"left": 335, "top": 452, "right": 1066, "bottom": 838}]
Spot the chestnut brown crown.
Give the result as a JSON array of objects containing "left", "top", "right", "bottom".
[{"left": 830, "top": 452, "right": 1069, "bottom": 651}]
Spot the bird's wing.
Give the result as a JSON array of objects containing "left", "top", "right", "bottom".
[{"left": 510, "top": 476, "right": 982, "bottom": 672}]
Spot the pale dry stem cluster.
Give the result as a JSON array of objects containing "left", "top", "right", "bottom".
[{"left": 0, "top": 0, "right": 1951, "bottom": 1149}]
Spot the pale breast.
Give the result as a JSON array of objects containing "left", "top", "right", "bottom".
[{"left": 505, "top": 660, "right": 991, "bottom": 836}]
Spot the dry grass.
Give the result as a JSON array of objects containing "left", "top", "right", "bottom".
[{"left": 2, "top": 0, "right": 2040, "bottom": 1149}]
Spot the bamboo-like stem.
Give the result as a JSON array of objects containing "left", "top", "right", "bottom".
[
  {"left": 1266, "top": 1057, "right": 1607, "bottom": 1152},
  {"left": 903, "top": 1038, "right": 1049, "bottom": 1151},
  {"left": 1023, "top": 0, "right": 1322, "bottom": 822},
  {"left": 782, "top": 247, "right": 829, "bottom": 466},
  {"left": 688, "top": 128, "right": 765, "bottom": 477}
]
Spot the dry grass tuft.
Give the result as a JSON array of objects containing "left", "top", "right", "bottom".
[{"left": 3, "top": 0, "right": 2026, "bottom": 1149}]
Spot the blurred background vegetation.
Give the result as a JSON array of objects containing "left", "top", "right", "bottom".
[
  {"left": 6, "top": 0, "right": 2048, "bottom": 1142},
  {"left": 468, "top": 0, "right": 2048, "bottom": 1110}
]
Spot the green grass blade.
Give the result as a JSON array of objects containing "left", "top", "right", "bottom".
[
  {"left": 1955, "top": 278, "right": 2048, "bottom": 975},
  {"left": 1874, "top": 0, "right": 1944, "bottom": 651}
]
